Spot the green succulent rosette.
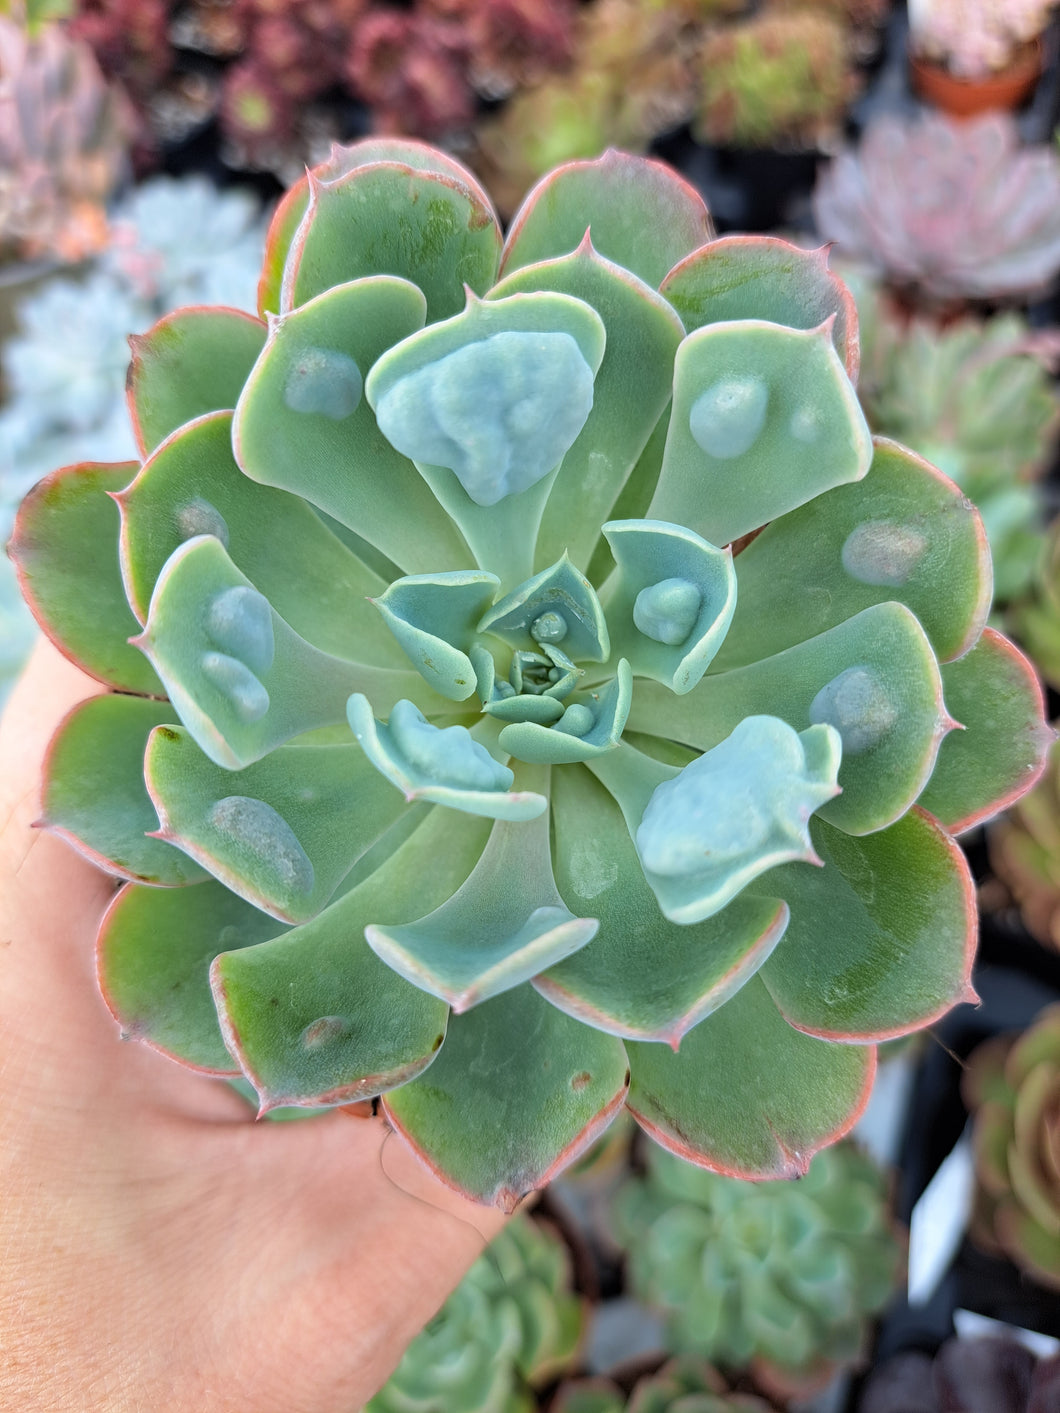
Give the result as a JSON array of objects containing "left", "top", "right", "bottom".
[
  {"left": 1013, "top": 518, "right": 1060, "bottom": 693},
  {"left": 369, "top": 1213, "right": 583, "bottom": 1413},
  {"left": 613, "top": 1142, "right": 901, "bottom": 1390},
  {"left": 851, "top": 278, "right": 1059, "bottom": 605},
  {"left": 9, "top": 141, "right": 1050, "bottom": 1207},
  {"left": 989, "top": 733, "right": 1060, "bottom": 950},
  {"left": 554, "top": 1357, "right": 780, "bottom": 1413},
  {"left": 963, "top": 1004, "right": 1060, "bottom": 1291}
]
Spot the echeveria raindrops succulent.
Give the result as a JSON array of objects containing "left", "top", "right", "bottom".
[
  {"left": 613, "top": 1142, "right": 901, "bottom": 1392},
  {"left": 367, "top": 1213, "right": 583, "bottom": 1413},
  {"left": 963, "top": 1005, "right": 1060, "bottom": 1290},
  {"left": 8, "top": 140, "right": 1050, "bottom": 1208}
]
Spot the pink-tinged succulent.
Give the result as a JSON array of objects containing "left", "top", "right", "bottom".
[
  {"left": 963, "top": 1005, "right": 1060, "bottom": 1290},
  {"left": 68, "top": 0, "right": 172, "bottom": 105},
  {"left": 858, "top": 1335, "right": 1060, "bottom": 1413},
  {"left": 813, "top": 111, "right": 1060, "bottom": 303},
  {"left": 219, "top": 59, "right": 297, "bottom": 162},
  {"left": 344, "top": 9, "right": 475, "bottom": 135},
  {"left": 0, "top": 13, "right": 134, "bottom": 263},
  {"left": 8, "top": 142, "right": 1051, "bottom": 1209}
]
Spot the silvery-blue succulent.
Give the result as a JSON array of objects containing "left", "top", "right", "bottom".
[{"left": 9, "top": 140, "right": 1051, "bottom": 1207}]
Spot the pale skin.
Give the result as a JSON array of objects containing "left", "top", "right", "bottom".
[{"left": 0, "top": 639, "right": 507, "bottom": 1412}]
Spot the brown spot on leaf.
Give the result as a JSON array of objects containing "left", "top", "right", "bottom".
[{"left": 571, "top": 1071, "right": 592, "bottom": 1091}]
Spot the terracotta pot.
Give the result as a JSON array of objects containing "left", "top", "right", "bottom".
[{"left": 909, "top": 38, "right": 1043, "bottom": 118}]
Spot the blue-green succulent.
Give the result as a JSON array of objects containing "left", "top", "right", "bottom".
[
  {"left": 614, "top": 1142, "right": 901, "bottom": 1389},
  {"left": 368, "top": 1213, "right": 583, "bottom": 1413},
  {"left": 9, "top": 142, "right": 1051, "bottom": 1207}
]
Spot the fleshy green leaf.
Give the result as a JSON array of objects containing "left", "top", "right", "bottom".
[
  {"left": 759, "top": 809, "right": 977, "bottom": 1041},
  {"left": 97, "top": 879, "right": 288, "bottom": 1074},
  {"left": 479, "top": 553, "right": 609, "bottom": 663},
  {"left": 128, "top": 307, "right": 267, "bottom": 456},
  {"left": 501, "top": 149, "right": 713, "bottom": 291},
  {"left": 234, "top": 276, "right": 475, "bottom": 574},
  {"left": 599, "top": 519, "right": 736, "bottom": 694},
  {"left": 537, "top": 765, "right": 790, "bottom": 1046},
  {"left": 649, "top": 319, "right": 872, "bottom": 548},
  {"left": 628, "top": 602, "right": 953, "bottom": 836},
  {"left": 41, "top": 695, "right": 206, "bottom": 885},
  {"left": 626, "top": 975, "right": 876, "bottom": 1179},
  {"left": 8, "top": 461, "right": 161, "bottom": 694},
  {"left": 712, "top": 438, "right": 992, "bottom": 671},
  {"left": 366, "top": 779, "right": 597, "bottom": 1010},
  {"left": 137, "top": 536, "right": 435, "bottom": 769},
  {"left": 374, "top": 570, "right": 499, "bottom": 700},
  {"left": 144, "top": 725, "right": 407, "bottom": 923},
  {"left": 660, "top": 236, "right": 859, "bottom": 378},
  {"left": 383, "top": 983, "right": 630, "bottom": 1210},
  {"left": 258, "top": 174, "right": 311, "bottom": 318},
  {"left": 117, "top": 410, "right": 404, "bottom": 668},
  {"left": 366, "top": 289, "right": 605, "bottom": 589},
  {"left": 917, "top": 629, "right": 1054, "bottom": 835},
  {"left": 488, "top": 237, "right": 686, "bottom": 573},
  {"left": 211, "top": 806, "right": 490, "bottom": 1109},
  {"left": 347, "top": 696, "right": 547, "bottom": 820},
  {"left": 282, "top": 158, "right": 502, "bottom": 321}
]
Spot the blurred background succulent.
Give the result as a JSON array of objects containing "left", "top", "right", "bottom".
[
  {"left": 908, "top": 0, "right": 1056, "bottom": 79},
  {"left": 0, "top": 174, "right": 265, "bottom": 702},
  {"left": 0, "top": 9, "right": 133, "bottom": 265},
  {"left": 857, "top": 1335, "right": 1060, "bottom": 1413},
  {"left": 962, "top": 1005, "right": 1060, "bottom": 1291},
  {"left": 552, "top": 1356, "right": 782, "bottom": 1412},
  {"left": 990, "top": 735, "right": 1060, "bottom": 950},
  {"left": 1010, "top": 518, "right": 1060, "bottom": 693},
  {"left": 693, "top": 10, "right": 855, "bottom": 150},
  {"left": 613, "top": 1142, "right": 901, "bottom": 1394},
  {"left": 367, "top": 1212, "right": 583, "bottom": 1412},
  {"left": 813, "top": 111, "right": 1060, "bottom": 305},
  {"left": 472, "top": 0, "right": 701, "bottom": 217},
  {"left": 850, "top": 273, "right": 1060, "bottom": 603}
]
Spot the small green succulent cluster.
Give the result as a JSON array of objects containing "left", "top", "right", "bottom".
[
  {"left": 10, "top": 141, "right": 1050, "bottom": 1209},
  {"left": 614, "top": 1142, "right": 901, "bottom": 1388},
  {"left": 852, "top": 280, "right": 1059, "bottom": 604},
  {"left": 554, "top": 1356, "right": 780, "bottom": 1413},
  {"left": 695, "top": 10, "right": 854, "bottom": 149},
  {"left": 989, "top": 735, "right": 1060, "bottom": 951},
  {"left": 368, "top": 1213, "right": 582, "bottom": 1413},
  {"left": 963, "top": 1005, "right": 1060, "bottom": 1291},
  {"left": 1012, "top": 521, "right": 1060, "bottom": 694}
]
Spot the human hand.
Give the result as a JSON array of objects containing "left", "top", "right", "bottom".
[{"left": 0, "top": 639, "right": 506, "bottom": 1413}]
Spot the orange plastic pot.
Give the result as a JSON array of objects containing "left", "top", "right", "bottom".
[{"left": 909, "top": 38, "right": 1043, "bottom": 117}]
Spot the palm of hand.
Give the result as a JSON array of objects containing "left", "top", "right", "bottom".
[{"left": 0, "top": 643, "right": 505, "bottom": 1413}]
